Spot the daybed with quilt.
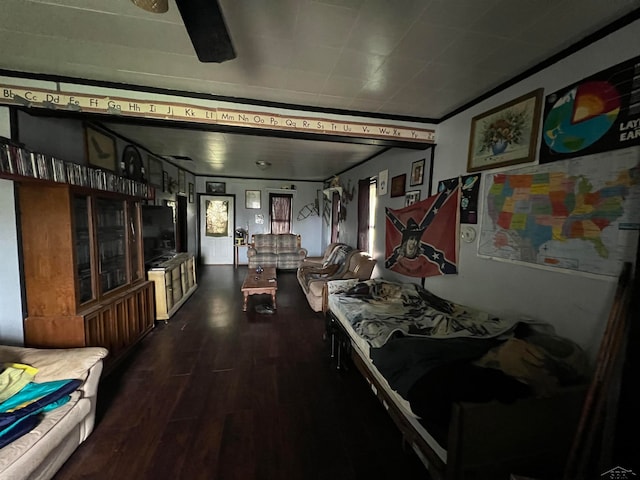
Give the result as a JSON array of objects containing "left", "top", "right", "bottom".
[{"left": 324, "top": 279, "right": 589, "bottom": 480}]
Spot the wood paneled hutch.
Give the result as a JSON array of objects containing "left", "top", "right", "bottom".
[{"left": 18, "top": 181, "right": 155, "bottom": 370}]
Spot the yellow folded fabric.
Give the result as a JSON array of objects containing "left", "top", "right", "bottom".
[{"left": 0, "top": 363, "right": 39, "bottom": 403}]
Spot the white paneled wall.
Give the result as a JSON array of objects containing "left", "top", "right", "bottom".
[
  {"left": 0, "top": 179, "right": 24, "bottom": 344},
  {"left": 0, "top": 109, "right": 24, "bottom": 344},
  {"left": 0, "top": 107, "right": 9, "bottom": 139}
]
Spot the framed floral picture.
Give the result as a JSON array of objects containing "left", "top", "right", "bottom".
[{"left": 467, "top": 88, "right": 543, "bottom": 172}]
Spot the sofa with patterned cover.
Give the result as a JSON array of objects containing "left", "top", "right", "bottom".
[{"left": 247, "top": 233, "right": 308, "bottom": 270}]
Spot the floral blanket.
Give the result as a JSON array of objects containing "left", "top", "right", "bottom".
[{"left": 329, "top": 279, "right": 525, "bottom": 348}]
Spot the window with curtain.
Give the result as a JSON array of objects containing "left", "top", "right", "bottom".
[
  {"left": 269, "top": 193, "right": 292, "bottom": 233},
  {"left": 368, "top": 179, "right": 377, "bottom": 255},
  {"left": 330, "top": 191, "right": 340, "bottom": 243},
  {"left": 357, "top": 178, "right": 370, "bottom": 251}
]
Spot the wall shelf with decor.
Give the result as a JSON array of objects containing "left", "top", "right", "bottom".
[
  {"left": 267, "top": 187, "right": 297, "bottom": 196},
  {"left": 322, "top": 186, "right": 342, "bottom": 200},
  {"left": 18, "top": 181, "right": 155, "bottom": 374}
]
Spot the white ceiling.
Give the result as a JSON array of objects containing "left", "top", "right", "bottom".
[{"left": 1, "top": 0, "right": 639, "bottom": 180}]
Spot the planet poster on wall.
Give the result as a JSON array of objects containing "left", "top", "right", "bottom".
[{"left": 539, "top": 54, "right": 640, "bottom": 164}]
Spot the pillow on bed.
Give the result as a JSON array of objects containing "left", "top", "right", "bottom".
[
  {"left": 344, "top": 282, "right": 370, "bottom": 297},
  {"left": 473, "top": 334, "right": 589, "bottom": 396},
  {"left": 326, "top": 279, "right": 358, "bottom": 295},
  {"left": 369, "top": 280, "right": 404, "bottom": 301}
]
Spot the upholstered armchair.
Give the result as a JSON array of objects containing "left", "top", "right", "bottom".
[{"left": 297, "top": 247, "right": 376, "bottom": 312}]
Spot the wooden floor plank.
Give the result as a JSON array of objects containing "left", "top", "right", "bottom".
[{"left": 53, "top": 266, "right": 430, "bottom": 480}]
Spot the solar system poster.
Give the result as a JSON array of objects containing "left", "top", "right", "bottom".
[{"left": 540, "top": 54, "right": 640, "bottom": 164}]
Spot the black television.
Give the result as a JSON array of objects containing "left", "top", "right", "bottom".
[{"left": 141, "top": 205, "right": 176, "bottom": 266}]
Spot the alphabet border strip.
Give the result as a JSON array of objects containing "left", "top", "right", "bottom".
[{"left": 0, "top": 82, "right": 435, "bottom": 144}]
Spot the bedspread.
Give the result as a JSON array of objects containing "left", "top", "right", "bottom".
[
  {"left": 327, "top": 278, "right": 590, "bottom": 465},
  {"left": 330, "top": 279, "right": 528, "bottom": 348}
]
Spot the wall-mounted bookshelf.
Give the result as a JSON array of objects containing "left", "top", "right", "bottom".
[{"left": 0, "top": 137, "right": 153, "bottom": 199}]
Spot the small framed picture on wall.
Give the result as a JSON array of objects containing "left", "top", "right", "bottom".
[
  {"left": 206, "top": 181, "right": 226, "bottom": 194},
  {"left": 410, "top": 158, "right": 425, "bottom": 186},
  {"left": 245, "top": 190, "right": 261, "bottom": 209},
  {"left": 147, "top": 156, "right": 163, "bottom": 187},
  {"left": 390, "top": 174, "right": 406, "bottom": 198},
  {"left": 378, "top": 169, "right": 388, "bottom": 196},
  {"left": 85, "top": 125, "right": 117, "bottom": 171},
  {"left": 405, "top": 190, "right": 420, "bottom": 207}
]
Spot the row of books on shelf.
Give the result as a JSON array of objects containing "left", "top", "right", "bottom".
[{"left": 0, "top": 140, "right": 154, "bottom": 199}]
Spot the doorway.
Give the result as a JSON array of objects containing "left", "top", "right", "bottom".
[
  {"left": 175, "top": 195, "right": 187, "bottom": 252},
  {"left": 199, "top": 194, "right": 235, "bottom": 265}
]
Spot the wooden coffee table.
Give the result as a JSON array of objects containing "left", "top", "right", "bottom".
[{"left": 241, "top": 267, "right": 277, "bottom": 312}]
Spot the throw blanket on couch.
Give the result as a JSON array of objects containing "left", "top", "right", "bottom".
[
  {"left": 299, "top": 244, "right": 353, "bottom": 286},
  {"left": 0, "top": 378, "right": 81, "bottom": 448}
]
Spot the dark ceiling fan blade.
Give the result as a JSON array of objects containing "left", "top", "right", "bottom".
[{"left": 175, "top": 0, "right": 236, "bottom": 63}]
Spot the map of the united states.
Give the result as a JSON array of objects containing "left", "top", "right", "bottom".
[{"left": 479, "top": 147, "right": 640, "bottom": 276}]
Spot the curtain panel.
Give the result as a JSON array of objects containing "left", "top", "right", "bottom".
[
  {"left": 270, "top": 194, "right": 292, "bottom": 234},
  {"left": 357, "top": 178, "right": 370, "bottom": 251}
]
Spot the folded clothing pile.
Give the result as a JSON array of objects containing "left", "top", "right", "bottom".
[
  {"left": 0, "top": 362, "right": 81, "bottom": 449},
  {"left": 0, "top": 345, "right": 107, "bottom": 480}
]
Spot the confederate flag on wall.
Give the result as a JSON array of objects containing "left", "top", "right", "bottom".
[{"left": 385, "top": 181, "right": 460, "bottom": 278}]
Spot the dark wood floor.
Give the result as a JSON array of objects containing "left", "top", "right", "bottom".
[{"left": 53, "top": 265, "right": 431, "bottom": 480}]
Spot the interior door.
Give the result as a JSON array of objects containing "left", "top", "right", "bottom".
[{"left": 200, "top": 194, "right": 234, "bottom": 265}]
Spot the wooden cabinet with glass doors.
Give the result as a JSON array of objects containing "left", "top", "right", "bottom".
[{"left": 18, "top": 182, "right": 155, "bottom": 371}]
